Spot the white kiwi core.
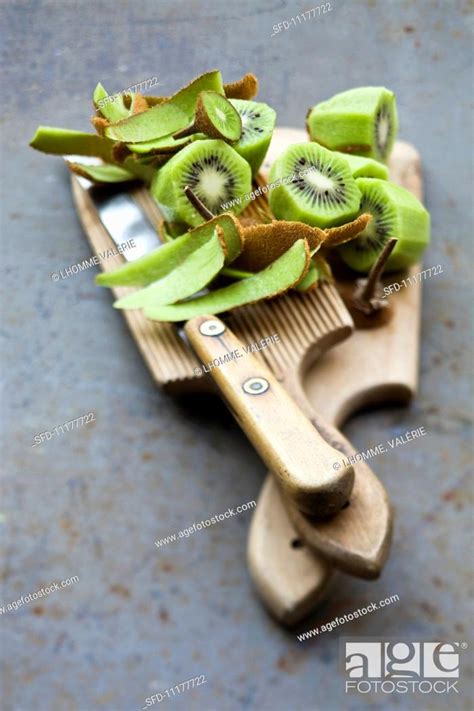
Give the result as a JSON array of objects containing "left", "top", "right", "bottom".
[{"left": 305, "top": 168, "right": 335, "bottom": 193}]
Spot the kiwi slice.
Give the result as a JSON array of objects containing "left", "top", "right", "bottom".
[
  {"left": 332, "top": 151, "right": 389, "bottom": 180},
  {"left": 307, "top": 87, "right": 398, "bottom": 163},
  {"left": 229, "top": 99, "right": 276, "bottom": 176},
  {"left": 338, "top": 178, "right": 430, "bottom": 273},
  {"left": 174, "top": 91, "right": 242, "bottom": 143},
  {"left": 268, "top": 142, "right": 361, "bottom": 228},
  {"left": 151, "top": 139, "right": 252, "bottom": 227}
]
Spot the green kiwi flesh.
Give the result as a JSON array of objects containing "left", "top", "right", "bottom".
[
  {"left": 333, "top": 151, "right": 389, "bottom": 179},
  {"left": 151, "top": 139, "right": 252, "bottom": 227},
  {"left": 229, "top": 99, "right": 276, "bottom": 176},
  {"left": 307, "top": 87, "right": 398, "bottom": 163},
  {"left": 338, "top": 178, "right": 430, "bottom": 273},
  {"left": 268, "top": 142, "right": 361, "bottom": 228}
]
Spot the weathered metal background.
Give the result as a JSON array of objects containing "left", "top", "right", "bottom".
[{"left": 1, "top": 1, "right": 472, "bottom": 709}]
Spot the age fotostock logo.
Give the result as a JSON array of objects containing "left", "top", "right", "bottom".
[{"left": 343, "top": 639, "right": 467, "bottom": 695}]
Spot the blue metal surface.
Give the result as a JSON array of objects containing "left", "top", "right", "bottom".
[{"left": 1, "top": 1, "right": 473, "bottom": 709}]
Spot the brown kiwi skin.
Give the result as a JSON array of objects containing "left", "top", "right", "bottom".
[
  {"left": 235, "top": 215, "right": 372, "bottom": 272},
  {"left": 235, "top": 221, "right": 324, "bottom": 272},
  {"left": 224, "top": 73, "right": 259, "bottom": 100},
  {"left": 91, "top": 116, "right": 110, "bottom": 136},
  {"left": 130, "top": 94, "right": 149, "bottom": 114}
]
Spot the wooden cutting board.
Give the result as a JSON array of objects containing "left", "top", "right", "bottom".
[{"left": 248, "top": 135, "right": 423, "bottom": 625}]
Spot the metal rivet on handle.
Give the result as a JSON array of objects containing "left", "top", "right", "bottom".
[
  {"left": 242, "top": 377, "right": 270, "bottom": 395},
  {"left": 199, "top": 319, "right": 226, "bottom": 337}
]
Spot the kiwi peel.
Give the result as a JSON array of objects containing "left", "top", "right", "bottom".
[
  {"left": 67, "top": 162, "right": 138, "bottom": 184},
  {"left": 90, "top": 116, "right": 110, "bottom": 136},
  {"left": 307, "top": 87, "right": 398, "bottom": 163},
  {"left": 143, "top": 239, "right": 310, "bottom": 322},
  {"left": 30, "top": 127, "right": 116, "bottom": 162},
  {"left": 173, "top": 91, "right": 242, "bottom": 143},
  {"left": 294, "top": 260, "right": 319, "bottom": 291},
  {"left": 234, "top": 215, "right": 370, "bottom": 272},
  {"left": 338, "top": 178, "right": 430, "bottom": 273},
  {"left": 113, "top": 227, "right": 226, "bottom": 310},
  {"left": 104, "top": 71, "right": 225, "bottom": 143},
  {"left": 158, "top": 220, "right": 188, "bottom": 243},
  {"left": 223, "top": 73, "right": 259, "bottom": 100},
  {"left": 93, "top": 83, "right": 130, "bottom": 123},
  {"left": 126, "top": 133, "right": 199, "bottom": 155},
  {"left": 235, "top": 221, "right": 324, "bottom": 272},
  {"left": 96, "top": 230, "right": 215, "bottom": 288},
  {"left": 187, "top": 213, "right": 244, "bottom": 264},
  {"left": 129, "top": 93, "right": 149, "bottom": 115},
  {"left": 322, "top": 213, "right": 372, "bottom": 248},
  {"left": 159, "top": 187, "right": 244, "bottom": 262},
  {"left": 141, "top": 72, "right": 258, "bottom": 108},
  {"left": 97, "top": 210, "right": 244, "bottom": 290},
  {"left": 294, "top": 254, "right": 335, "bottom": 292}
]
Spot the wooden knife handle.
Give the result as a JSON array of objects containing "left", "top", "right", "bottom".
[{"left": 185, "top": 315, "right": 354, "bottom": 518}]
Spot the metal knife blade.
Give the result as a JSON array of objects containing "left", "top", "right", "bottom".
[{"left": 65, "top": 155, "right": 161, "bottom": 262}]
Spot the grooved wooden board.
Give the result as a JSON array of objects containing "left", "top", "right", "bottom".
[{"left": 247, "top": 135, "right": 424, "bottom": 624}]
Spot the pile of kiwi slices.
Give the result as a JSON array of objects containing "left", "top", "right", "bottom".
[{"left": 30, "top": 71, "right": 430, "bottom": 322}]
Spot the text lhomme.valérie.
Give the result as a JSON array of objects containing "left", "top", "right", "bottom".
[
  {"left": 340, "top": 426, "right": 427, "bottom": 467},
  {"left": 199, "top": 334, "right": 280, "bottom": 374}
]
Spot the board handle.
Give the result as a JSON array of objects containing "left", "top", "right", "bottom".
[{"left": 185, "top": 315, "right": 354, "bottom": 518}]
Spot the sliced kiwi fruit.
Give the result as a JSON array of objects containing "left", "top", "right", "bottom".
[
  {"left": 229, "top": 99, "right": 276, "bottom": 176},
  {"left": 151, "top": 139, "right": 252, "bottom": 227},
  {"left": 332, "top": 151, "right": 389, "bottom": 179},
  {"left": 268, "top": 142, "right": 361, "bottom": 228},
  {"left": 338, "top": 178, "right": 430, "bottom": 273},
  {"left": 306, "top": 87, "right": 398, "bottom": 163},
  {"left": 224, "top": 73, "right": 259, "bottom": 100},
  {"left": 174, "top": 91, "right": 242, "bottom": 142}
]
